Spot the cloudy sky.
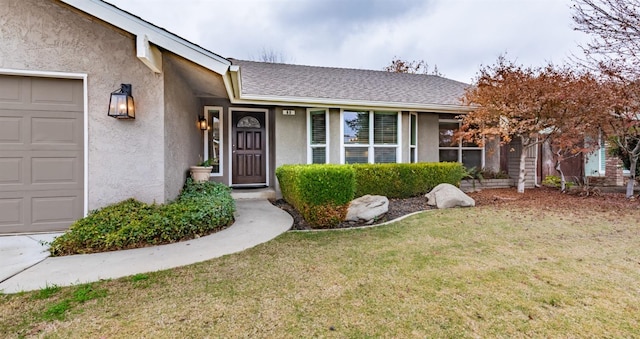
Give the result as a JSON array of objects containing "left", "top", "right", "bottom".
[{"left": 105, "top": 0, "right": 590, "bottom": 83}]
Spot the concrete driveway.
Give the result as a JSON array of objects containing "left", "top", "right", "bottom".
[{"left": 0, "top": 233, "right": 61, "bottom": 284}]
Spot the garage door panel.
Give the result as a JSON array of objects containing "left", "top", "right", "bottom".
[
  {"left": 0, "top": 197, "right": 23, "bottom": 227},
  {"left": 0, "top": 75, "right": 83, "bottom": 234},
  {"left": 31, "top": 78, "right": 83, "bottom": 111},
  {"left": 0, "top": 76, "right": 25, "bottom": 103},
  {"left": 32, "top": 117, "right": 79, "bottom": 145},
  {"left": 0, "top": 157, "right": 23, "bottom": 184},
  {"left": 0, "top": 116, "right": 23, "bottom": 143},
  {"left": 32, "top": 157, "right": 79, "bottom": 185},
  {"left": 32, "top": 195, "right": 81, "bottom": 224}
]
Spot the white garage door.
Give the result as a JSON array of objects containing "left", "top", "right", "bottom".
[{"left": 0, "top": 75, "right": 84, "bottom": 234}]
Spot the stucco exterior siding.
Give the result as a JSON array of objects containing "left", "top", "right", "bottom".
[
  {"left": 274, "top": 107, "right": 306, "bottom": 168},
  {"left": 418, "top": 113, "right": 439, "bottom": 162},
  {"left": 400, "top": 112, "right": 411, "bottom": 162},
  {"left": 163, "top": 55, "right": 203, "bottom": 201},
  {"left": 328, "top": 109, "right": 342, "bottom": 164},
  {"left": 484, "top": 137, "right": 501, "bottom": 172},
  {"left": 2, "top": 0, "right": 166, "bottom": 209}
]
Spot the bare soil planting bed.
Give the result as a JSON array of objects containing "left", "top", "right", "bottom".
[{"left": 273, "top": 186, "right": 640, "bottom": 230}]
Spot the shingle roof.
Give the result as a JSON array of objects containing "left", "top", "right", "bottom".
[{"left": 230, "top": 59, "right": 470, "bottom": 107}]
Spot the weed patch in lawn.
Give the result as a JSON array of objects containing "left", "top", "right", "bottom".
[
  {"left": 42, "top": 300, "right": 71, "bottom": 321},
  {"left": 31, "top": 284, "right": 61, "bottom": 300}
]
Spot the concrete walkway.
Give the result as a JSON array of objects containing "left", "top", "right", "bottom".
[{"left": 0, "top": 199, "right": 292, "bottom": 294}]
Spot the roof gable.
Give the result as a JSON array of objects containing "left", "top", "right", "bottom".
[{"left": 60, "top": 0, "right": 230, "bottom": 75}]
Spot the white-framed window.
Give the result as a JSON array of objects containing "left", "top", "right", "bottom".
[
  {"left": 341, "top": 110, "right": 401, "bottom": 164},
  {"left": 307, "top": 108, "right": 329, "bottom": 164},
  {"left": 438, "top": 118, "right": 483, "bottom": 169},
  {"left": 410, "top": 113, "right": 418, "bottom": 163},
  {"left": 203, "top": 106, "right": 223, "bottom": 176}
]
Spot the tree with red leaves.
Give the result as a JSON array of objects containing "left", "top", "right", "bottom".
[
  {"left": 460, "top": 57, "right": 604, "bottom": 193},
  {"left": 573, "top": 0, "right": 640, "bottom": 197}
]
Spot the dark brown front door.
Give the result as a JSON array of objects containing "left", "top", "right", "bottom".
[{"left": 232, "top": 111, "right": 266, "bottom": 185}]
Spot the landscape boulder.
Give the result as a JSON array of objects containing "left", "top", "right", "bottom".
[
  {"left": 346, "top": 195, "right": 389, "bottom": 224},
  {"left": 425, "top": 183, "right": 475, "bottom": 209}
]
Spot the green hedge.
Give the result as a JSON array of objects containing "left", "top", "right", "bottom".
[
  {"left": 276, "top": 162, "right": 464, "bottom": 228},
  {"left": 353, "top": 162, "right": 465, "bottom": 198},
  {"left": 49, "top": 179, "right": 235, "bottom": 256},
  {"left": 276, "top": 164, "right": 355, "bottom": 228}
]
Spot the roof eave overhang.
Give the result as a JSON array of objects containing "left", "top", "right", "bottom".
[
  {"left": 231, "top": 94, "right": 472, "bottom": 113},
  {"left": 60, "top": 0, "right": 230, "bottom": 75},
  {"left": 225, "top": 66, "right": 472, "bottom": 112}
]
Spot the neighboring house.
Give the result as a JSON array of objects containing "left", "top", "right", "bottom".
[
  {"left": 535, "top": 135, "right": 626, "bottom": 187},
  {"left": 0, "top": 0, "right": 489, "bottom": 234}
]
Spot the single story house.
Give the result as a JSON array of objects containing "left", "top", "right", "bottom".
[{"left": 1, "top": 0, "right": 505, "bottom": 234}]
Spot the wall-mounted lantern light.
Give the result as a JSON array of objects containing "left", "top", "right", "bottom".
[
  {"left": 198, "top": 117, "right": 208, "bottom": 130},
  {"left": 108, "top": 84, "right": 135, "bottom": 119}
]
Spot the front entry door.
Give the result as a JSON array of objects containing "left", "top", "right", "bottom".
[{"left": 232, "top": 111, "right": 267, "bottom": 185}]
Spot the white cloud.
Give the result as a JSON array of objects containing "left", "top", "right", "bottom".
[{"left": 105, "top": 0, "right": 590, "bottom": 83}]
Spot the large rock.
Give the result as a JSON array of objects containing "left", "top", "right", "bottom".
[
  {"left": 425, "top": 183, "right": 475, "bottom": 209},
  {"left": 346, "top": 195, "right": 389, "bottom": 224}
]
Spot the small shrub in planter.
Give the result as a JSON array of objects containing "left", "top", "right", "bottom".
[
  {"left": 49, "top": 179, "right": 235, "bottom": 256},
  {"left": 353, "top": 162, "right": 465, "bottom": 198}
]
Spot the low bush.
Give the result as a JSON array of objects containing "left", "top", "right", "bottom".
[
  {"left": 276, "top": 162, "right": 465, "bottom": 227},
  {"left": 276, "top": 164, "right": 355, "bottom": 228},
  {"left": 353, "top": 162, "right": 465, "bottom": 198},
  {"left": 49, "top": 179, "right": 235, "bottom": 256},
  {"left": 542, "top": 175, "right": 575, "bottom": 189}
]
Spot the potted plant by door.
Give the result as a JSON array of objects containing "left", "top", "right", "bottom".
[{"left": 190, "top": 159, "right": 213, "bottom": 183}]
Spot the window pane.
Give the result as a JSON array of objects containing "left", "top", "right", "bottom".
[
  {"left": 374, "top": 112, "right": 397, "bottom": 144},
  {"left": 345, "top": 147, "right": 368, "bottom": 164},
  {"left": 439, "top": 149, "right": 459, "bottom": 163},
  {"left": 410, "top": 147, "right": 416, "bottom": 163},
  {"left": 462, "top": 150, "right": 482, "bottom": 169},
  {"left": 311, "top": 147, "right": 326, "bottom": 164},
  {"left": 462, "top": 123, "right": 480, "bottom": 147},
  {"left": 374, "top": 147, "right": 397, "bottom": 163},
  {"left": 439, "top": 122, "right": 459, "bottom": 147},
  {"left": 410, "top": 114, "right": 417, "bottom": 146},
  {"left": 310, "top": 111, "right": 326, "bottom": 145},
  {"left": 462, "top": 139, "right": 479, "bottom": 147},
  {"left": 344, "top": 111, "right": 369, "bottom": 144}
]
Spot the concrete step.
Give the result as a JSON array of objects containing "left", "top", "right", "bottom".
[{"left": 231, "top": 187, "right": 276, "bottom": 200}]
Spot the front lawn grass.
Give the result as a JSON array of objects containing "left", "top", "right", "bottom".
[{"left": 2, "top": 205, "right": 640, "bottom": 337}]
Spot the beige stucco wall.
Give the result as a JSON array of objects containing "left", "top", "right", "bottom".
[
  {"left": 163, "top": 55, "right": 203, "bottom": 201},
  {"left": 401, "top": 112, "right": 411, "bottom": 162},
  {"left": 328, "top": 109, "right": 342, "bottom": 164},
  {"left": 484, "top": 137, "right": 501, "bottom": 172},
  {"left": 418, "top": 112, "right": 439, "bottom": 162},
  {"left": 274, "top": 107, "right": 307, "bottom": 168},
  {"left": 1, "top": 0, "right": 166, "bottom": 209}
]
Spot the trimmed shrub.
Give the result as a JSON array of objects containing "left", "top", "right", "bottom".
[
  {"left": 276, "top": 164, "right": 355, "bottom": 228},
  {"left": 353, "top": 162, "right": 465, "bottom": 198},
  {"left": 276, "top": 162, "right": 464, "bottom": 227},
  {"left": 49, "top": 179, "right": 235, "bottom": 256}
]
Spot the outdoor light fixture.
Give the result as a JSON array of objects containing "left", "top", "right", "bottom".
[
  {"left": 198, "top": 117, "right": 208, "bottom": 130},
  {"left": 107, "top": 84, "right": 135, "bottom": 119}
]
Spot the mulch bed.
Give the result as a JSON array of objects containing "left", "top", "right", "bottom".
[
  {"left": 271, "top": 186, "right": 640, "bottom": 230},
  {"left": 271, "top": 196, "right": 433, "bottom": 230}
]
